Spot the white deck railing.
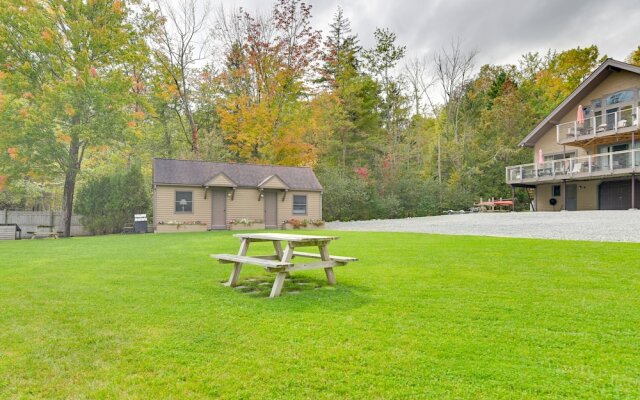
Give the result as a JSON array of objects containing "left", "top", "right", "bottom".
[
  {"left": 506, "top": 149, "right": 640, "bottom": 184},
  {"left": 556, "top": 107, "right": 639, "bottom": 143}
]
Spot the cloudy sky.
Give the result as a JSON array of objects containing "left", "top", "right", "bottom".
[{"left": 226, "top": 0, "right": 640, "bottom": 68}]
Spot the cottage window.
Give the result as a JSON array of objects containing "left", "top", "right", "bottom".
[
  {"left": 552, "top": 185, "right": 561, "bottom": 197},
  {"left": 293, "top": 195, "right": 307, "bottom": 215},
  {"left": 175, "top": 191, "right": 193, "bottom": 213}
]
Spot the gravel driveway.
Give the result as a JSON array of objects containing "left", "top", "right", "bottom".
[{"left": 326, "top": 210, "right": 640, "bottom": 242}]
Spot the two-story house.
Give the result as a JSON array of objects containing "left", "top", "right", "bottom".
[{"left": 506, "top": 59, "right": 640, "bottom": 211}]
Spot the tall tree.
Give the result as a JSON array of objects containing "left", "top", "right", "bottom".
[
  {"left": 313, "top": 8, "right": 382, "bottom": 170},
  {"left": 403, "top": 56, "right": 434, "bottom": 116},
  {"left": 215, "top": 0, "right": 321, "bottom": 166},
  {"left": 363, "top": 28, "right": 408, "bottom": 169},
  {"left": 0, "top": 0, "right": 150, "bottom": 236},
  {"left": 152, "top": 0, "right": 210, "bottom": 154},
  {"left": 319, "top": 6, "right": 360, "bottom": 89},
  {"left": 628, "top": 46, "right": 640, "bottom": 66}
]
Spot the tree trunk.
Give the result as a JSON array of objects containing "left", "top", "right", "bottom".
[
  {"left": 62, "top": 140, "right": 81, "bottom": 237},
  {"left": 184, "top": 105, "right": 198, "bottom": 154},
  {"left": 437, "top": 131, "right": 442, "bottom": 184}
]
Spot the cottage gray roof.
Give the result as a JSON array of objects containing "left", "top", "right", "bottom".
[{"left": 153, "top": 158, "right": 323, "bottom": 191}]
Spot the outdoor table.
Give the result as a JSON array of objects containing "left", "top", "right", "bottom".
[{"left": 211, "top": 233, "right": 357, "bottom": 298}]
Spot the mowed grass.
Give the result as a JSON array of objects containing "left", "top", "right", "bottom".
[{"left": 1, "top": 231, "right": 639, "bottom": 399}]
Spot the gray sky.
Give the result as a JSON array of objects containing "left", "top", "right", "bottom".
[{"left": 225, "top": 0, "right": 640, "bottom": 67}]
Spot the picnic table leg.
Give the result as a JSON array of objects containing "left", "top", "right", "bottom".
[
  {"left": 269, "top": 242, "right": 294, "bottom": 298},
  {"left": 226, "top": 238, "right": 250, "bottom": 287},
  {"left": 273, "top": 241, "right": 291, "bottom": 277},
  {"left": 319, "top": 244, "right": 336, "bottom": 286},
  {"left": 273, "top": 241, "right": 284, "bottom": 259},
  {"left": 270, "top": 272, "right": 288, "bottom": 298}
]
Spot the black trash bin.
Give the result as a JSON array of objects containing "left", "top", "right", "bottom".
[{"left": 134, "top": 214, "right": 148, "bottom": 233}]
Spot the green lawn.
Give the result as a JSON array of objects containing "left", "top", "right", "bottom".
[{"left": 1, "top": 231, "right": 639, "bottom": 399}]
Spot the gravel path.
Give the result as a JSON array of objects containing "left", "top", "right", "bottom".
[{"left": 326, "top": 210, "right": 640, "bottom": 242}]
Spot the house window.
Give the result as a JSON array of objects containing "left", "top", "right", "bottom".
[
  {"left": 293, "top": 195, "right": 307, "bottom": 215},
  {"left": 175, "top": 191, "right": 193, "bottom": 213},
  {"left": 552, "top": 185, "right": 561, "bottom": 197},
  {"left": 606, "top": 90, "right": 634, "bottom": 105},
  {"left": 544, "top": 151, "right": 576, "bottom": 162}
]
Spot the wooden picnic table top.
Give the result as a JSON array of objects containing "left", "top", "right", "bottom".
[{"left": 233, "top": 233, "right": 339, "bottom": 243}]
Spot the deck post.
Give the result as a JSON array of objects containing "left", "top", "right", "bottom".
[
  {"left": 633, "top": 130, "right": 636, "bottom": 169},
  {"left": 511, "top": 186, "right": 516, "bottom": 211},
  {"left": 632, "top": 174, "right": 636, "bottom": 210},
  {"left": 562, "top": 180, "right": 567, "bottom": 211}
]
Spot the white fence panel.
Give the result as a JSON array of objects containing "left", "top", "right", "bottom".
[{"left": 0, "top": 210, "right": 90, "bottom": 238}]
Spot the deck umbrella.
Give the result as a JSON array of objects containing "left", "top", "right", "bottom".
[
  {"left": 577, "top": 105, "right": 585, "bottom": 124},
  {"left": 538, "top": 149, "right": 544, "bottom": 164}
]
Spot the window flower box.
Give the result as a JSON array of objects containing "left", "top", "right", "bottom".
[
  {"left": 155, "top": 220, "right": 208, "bottom": 233},
  {"left": 228, "top": 218, "right": 265, "bottom": 230},
  {"left": 281, "top": 218, "right": 325, "bottom": 230}
]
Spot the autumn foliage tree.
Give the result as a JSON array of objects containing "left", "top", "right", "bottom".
[
  {"left": 215, "top": 0, "right": 321, "bottom": 166},
  {"left": 0, "top": 0, "right": 150, "bottom": 235}
]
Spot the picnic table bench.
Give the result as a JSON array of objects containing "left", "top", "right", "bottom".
[
  {"left": 122, "top": 223, "right": 135, "bottom": 234},
  {"left": 27, "top": 225, "right": 62, "bottom": 239},
  {"left": 211, "top": 233, "right": 358, "bottom": 298}
]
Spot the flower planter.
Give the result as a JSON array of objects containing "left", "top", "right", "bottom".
[
  {"left": 155, "top": 224, "right": 208, "bottom": 233},
  {"left": 281, "top": 223, "right": 325, "bottom": 230},
  {"left": 229, "top": 223, "right": 266, "bottom": 230}
]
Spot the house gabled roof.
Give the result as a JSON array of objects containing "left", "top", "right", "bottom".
[
  {"left": 257, "top": 174, "right": 289, "bottom": 190},
  {"left": 153, "top": 158, "right": 323, "bottom": 191},
  {"left": 205, "top": 172, "right": 237, "bottom": 188},
  {"left": 519, "top": 59, "right": 640, "bottom": 147}
]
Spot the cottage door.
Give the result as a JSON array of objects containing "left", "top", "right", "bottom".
[
  {"left": 264, "top": 191, "right": 278, "bottom": 229},
  {"left": 211, "top": 189, "right": 227, "bottom": 229}
]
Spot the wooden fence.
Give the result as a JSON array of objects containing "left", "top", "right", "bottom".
[{"left": 0, "top": 210, "right": 89, "bottom": 238}]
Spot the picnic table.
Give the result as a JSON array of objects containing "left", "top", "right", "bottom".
[
  {"left": 27, "top": 225, "right": 62, "bottom": 239},
  {"left": 211, "top": 233, "right": 358, "bottom": 298}
]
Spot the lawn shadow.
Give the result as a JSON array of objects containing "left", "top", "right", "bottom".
[{"left": 219, "top": 274, "right": 372, "bottom": 311}]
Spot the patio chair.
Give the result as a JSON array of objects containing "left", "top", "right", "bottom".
[{"left": 570, "top": 162, "right": 582, "bottom": 174}]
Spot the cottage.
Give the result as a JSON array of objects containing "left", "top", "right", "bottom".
[
  {"left": 506, "top": 59, "right": 640, "bottom": 211},
  {"left": 152, "top": 158, "right": 323, "bottom": 232}
]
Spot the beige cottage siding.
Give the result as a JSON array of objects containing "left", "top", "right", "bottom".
[
  {"left": 533, "top": 71, "right": 640, "bottom": 159},
  {"left": 155, "top": 186, "right": 322, "bottom": 228},
  {"left": 155, "top": 185, "right": 211, "bottom": 225},
  {"left": 226, "top": 188, "right": 264, "bottom": 222},
  {"left": 278, "top": 191, "right": 322, "bottom": 224}
]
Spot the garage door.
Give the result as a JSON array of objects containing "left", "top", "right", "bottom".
[{"left": 599, "top": 180, "right": 639, "bottom": 210}]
